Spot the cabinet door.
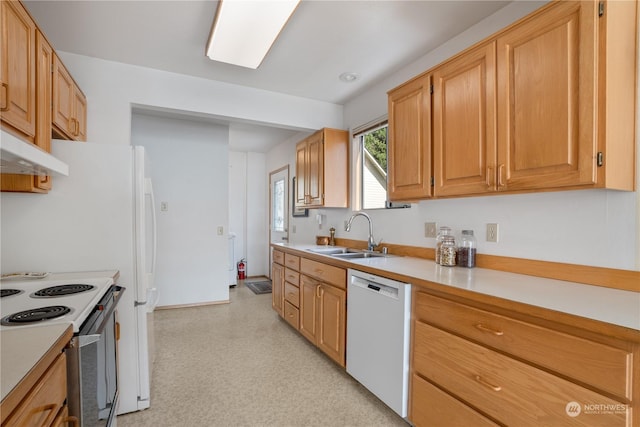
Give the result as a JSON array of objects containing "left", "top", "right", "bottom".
[
  {"left": 271, "top": 262, "right": 284, "bottom": 317},
  {"left": 295, "top": 140, "right": 307, "bottom": 206},
  {"left": 433, "top": 42, "right": 496, "bottom": 196},
  {"left": 317, "top": 283, "right": 346, "bottom": 367},
  {"left": 0, "top": 0, "right": 36, "bottom": 139},
  {"left": 73, "top": 88, "right": 87, "bottom": 141},
  {"left": 52, "top": 54, "right": 75, "bottom": 139},
  {"left": 387, "top": 74, "right": 432, "bottom": 200},
  {"left": 298, "top": 274, "right": 318, "bottom": 343},
  {"left": 34, "top": 30, "right": 52, "bottom": 191},
  {"left": 306, "top": 132, "right": 324, "bottom": 207},
  {"left": 496, "top": 1, "right": 597, "bottom": 191}
]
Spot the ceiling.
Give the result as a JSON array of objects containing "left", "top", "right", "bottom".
[{"left": 23, "top": 0, "right": 511, "bottom": 151}]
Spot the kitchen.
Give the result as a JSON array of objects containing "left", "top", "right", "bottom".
[{"left": 1, "top": 0, "right": 639, "bottom": 426}]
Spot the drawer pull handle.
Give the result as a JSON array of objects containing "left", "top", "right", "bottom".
[
  {"left": 474, "top": 323, "right": 504, "bottom": 336},
  {"left": 0, "top": 82, "right": 8, "bottom": 111},
  {"left": 474, "top": 375, "right": 502, "bottom": 392},
  {"left": 498, "top": 164, "right": 506, "bottom": 187}
]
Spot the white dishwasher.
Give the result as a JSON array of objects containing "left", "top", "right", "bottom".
[{"left": 346, "top": 269, "right": 411, "bottom": 418}]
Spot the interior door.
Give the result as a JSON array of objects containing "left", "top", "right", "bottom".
[{"left": 269, "top": 166, "right": 289, "bottom": 276}]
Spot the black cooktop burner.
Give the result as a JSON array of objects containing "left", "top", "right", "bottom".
[
  {"left": 33, "top": 284, "right": 95, "bottom": 297},
  {"left": 1, "top": 305, "right": 71, "bottom": 325},
  {"left": 0, "top": 289, "right": 22, "bottom": 298}
]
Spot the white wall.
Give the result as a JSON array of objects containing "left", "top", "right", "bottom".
[
  {"left": 229, "top": 151, "right": 247, "bottom": 278},
  {"left": 246, "top": 152, "right": 268, "bottom": 277},
  {"left": 43, "top": 52, "right": 344, "bottom": 302},
  {"left": 131, "top": 113, "right": 230, "bottom": 305},
  {"left": 268, "top": 1, "right": 640, "bottom": 272},
  {"left": 58, "top": 52, "right": 344, "bottom": 146}
]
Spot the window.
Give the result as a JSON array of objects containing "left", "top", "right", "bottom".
[
  {"left": 272, "top": 178, "right": 285, "bottom": 232},
  {"left": 358, "top": 123, "right": 388, "bottom": 209}
]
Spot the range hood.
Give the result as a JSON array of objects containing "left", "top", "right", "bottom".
[{"left": 1, "top": 130, "right": 69, "bottom": 176}]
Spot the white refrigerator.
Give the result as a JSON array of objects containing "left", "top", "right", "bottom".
[{"left": 0, "top": 139, "right": 157, "bottom": 415}]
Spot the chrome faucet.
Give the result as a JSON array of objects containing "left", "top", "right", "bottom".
[{"left": 345, "top": 212, "right": 378, "bottom": 251}]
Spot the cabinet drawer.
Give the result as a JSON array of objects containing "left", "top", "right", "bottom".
[
  {"left": 5, "top": 353, "right": 67, "bottom": 427},
  {"left": 284, "top": 301, "right": 299, "bottom": 330},
  {"left": 284, "top": 268, "right": 299, "bottom": 286},
  {"left": 300, "top": 258, "right": 346, "bottom": 289},
  {"left": 284, "top": 281, "right": 299, "bottom": 307},
  {"left": 410, "top": 374, "right": 499, "bottom": 427},
  {"left": 273, "top": 250, "right": 285, "bottom": 265},
  {"left": 414, "top": 322, "right": 628, "bottom": 427},
  {"left": 284, "top": 253, "right": 300, "bottom": 270},
  {"left": 414, "top": 292, "right": 632, "bottom": 399}
]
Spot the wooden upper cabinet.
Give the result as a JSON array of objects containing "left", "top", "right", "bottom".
[
  {"left": 0, "top": 0, "right": 36, "bottom": 140},
  {"left": 496, "top": 1, "right": 598, "bottom": 191},
  {"left": 1, "top": 29, "right": 52, "bottom": 193},
  {"left": 433, "top": 41, "right": 496, "bottom": 197},
  {"left": 53, "top": 54, "right": 86, "bottom": 141},
  {"left": 306, "top": 131, "right": 324, "bottom": 206},
  {"left": 295, "top": 128, "right": 348, "bottom": 208},
  {"left": 391, "top": 0, "right": 636, "bottom": 200},
  {"left": 387, "top": 74, "right": 432, "bottom": 201}
]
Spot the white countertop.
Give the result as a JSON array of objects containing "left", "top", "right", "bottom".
[
  {"left": 276, "top": 244, "right": 640, "bottom": 331},
  {"left": 1, "top": 323, "right": 71, "bottom": 401}
]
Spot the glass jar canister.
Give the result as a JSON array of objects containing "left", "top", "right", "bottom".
[
  {"left": 440, "top": 235, "right": 457, "bottom": 266},
  {"left": 435, "top": 226, "right": 452, "bottom": 265},
  {"left": 458, "top": 229, "right": 477, "bottom": 268}
]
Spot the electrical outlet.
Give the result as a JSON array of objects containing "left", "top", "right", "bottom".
[
  {"left": 425, "top": 222, "right": 437, "bottom": 238},
  {"left": 217, "top": 226, "right": 224, "bottom": 236},
  {"left": 486, "top": 223, "right": 499, "bottom": 242},
  {"left": 160, "top": 201, "right": 168, "bottom": 212}
]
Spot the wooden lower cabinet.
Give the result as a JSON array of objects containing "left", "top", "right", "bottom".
[
  {"left": 410, "top": 374, "right": 498, "bottom": 427},
  {"left": 316, "top": 280, "right": 346, "bottom": 365},
  {"left": 409, "top": 290, "right": 637, "bottom": 427},
  {"left": 299, "top": 272, "right": 346, "bottom": 367},
  {"left": 1, "top": 326, "right": 74, "bottom": 427}
]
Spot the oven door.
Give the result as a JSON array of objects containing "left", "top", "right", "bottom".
[{"left": 68, "top": 286, "right": 123, "bottom": 427}]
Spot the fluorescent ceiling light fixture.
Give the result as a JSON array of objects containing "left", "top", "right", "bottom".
[{"left": 206, "top": 0, "right": 300, "bottom": 69}]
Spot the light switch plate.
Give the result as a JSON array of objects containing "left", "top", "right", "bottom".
[{"left": 425, "top": 222, "right": 437, "bottom": 238}]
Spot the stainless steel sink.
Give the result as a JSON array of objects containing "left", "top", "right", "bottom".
[
  {"left": 307, "top": 247, "right": 392, "bottom": 258},
  {"left": 306, "top": 247, "right": 350, "bottom": 255},
  {"left": 331, "top": 251, "right": 388, "bottom": 259}
]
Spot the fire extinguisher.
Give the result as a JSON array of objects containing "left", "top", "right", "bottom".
[{"left": 237, "top": 258, "right": 246, "bottom": 280}]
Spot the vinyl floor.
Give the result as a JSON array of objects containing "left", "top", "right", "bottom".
[{"left": 116, "top": 278, "right": 408, "bottom": 427}]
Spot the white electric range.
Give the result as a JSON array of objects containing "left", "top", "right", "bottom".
[
  {"left": 0, "top": 272, "right": 115, "bottom": 332},
  {"left": 0, "top": 271, "right": 123, "bottom": 426}
]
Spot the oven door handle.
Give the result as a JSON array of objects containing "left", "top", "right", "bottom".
[{"left": 78, "top": 334, "right": 101, "bottom": 347}]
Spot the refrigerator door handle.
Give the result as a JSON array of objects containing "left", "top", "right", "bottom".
[{"left": 145, "top": 178, "right": 157, "bottom": 277}]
